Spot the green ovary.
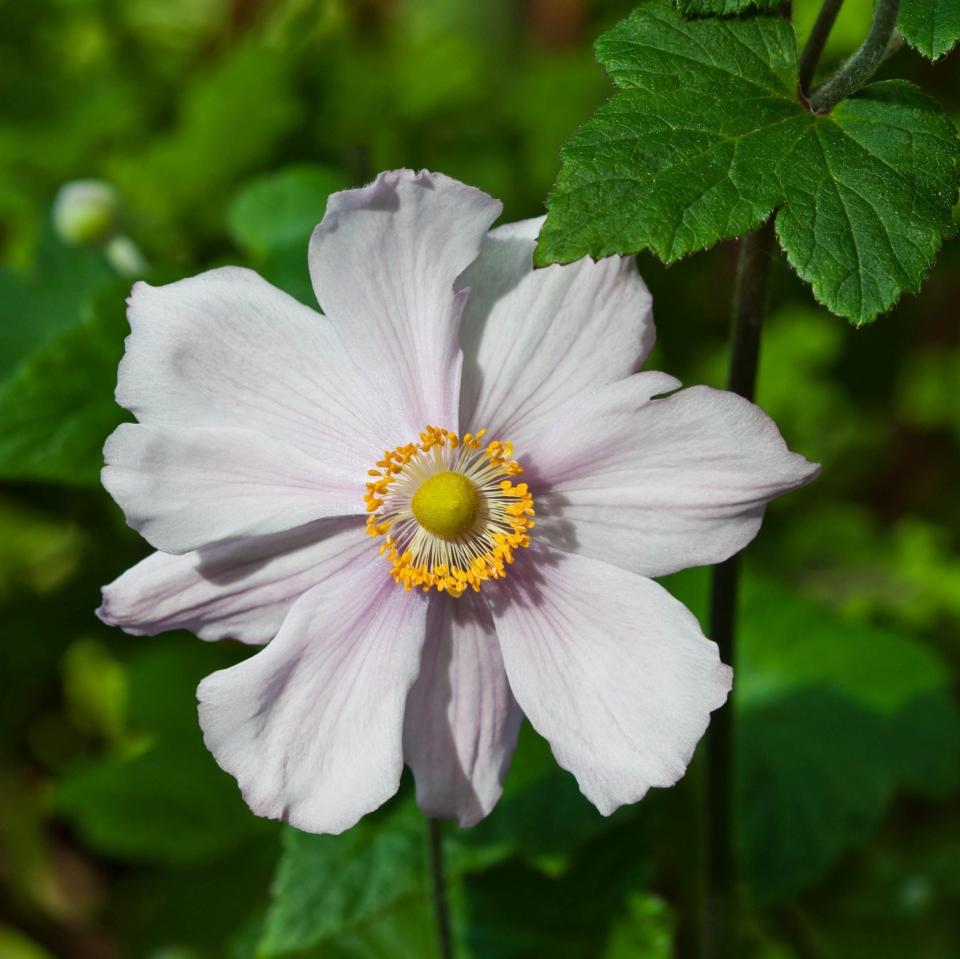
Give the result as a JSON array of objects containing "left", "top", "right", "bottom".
[{"left": 411, "top": 471, "right": 479, "bottom": 538}]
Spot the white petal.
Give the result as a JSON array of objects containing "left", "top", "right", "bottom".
[
  {"left": 528, "top": 381, "right": 819, "bottom": 577},
  {"left": 198, "top": 551, "right": 428, "bottom": 835},
  {"left": 98, "top": 518, "right": 367, "bottom": 645},
  {"left": 103, "top": 424, "right": 363, "bottom": 554},
  {"left": 458, "top": 216, "right": 654, "bottom": 446},
  {"left": 490, "top": 547, "right": 732, "bottom": 814},
  {"left": 118, "top": 267, "right": 403, "bottom": 461},
  {"left": 403, "top": 592, "right": 522, "bottom": 827},
  {"left": 309, "top": 170, "right": 502, "bottom": 436}
]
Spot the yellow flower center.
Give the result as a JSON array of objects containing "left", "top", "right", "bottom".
[
  {"left": 364, "top": 426, "right": 535, "bottom": 597},
  {"left": 411, "top": 471, "right": 480, "bottom": 538}
]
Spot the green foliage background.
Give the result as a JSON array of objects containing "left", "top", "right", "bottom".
[{"left": 0, "top": 1, "right": 958, "bottom": 957}]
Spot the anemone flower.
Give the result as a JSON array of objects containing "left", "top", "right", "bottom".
[{"left": 99, "top": 169, "right": 818, "bottom": 834}]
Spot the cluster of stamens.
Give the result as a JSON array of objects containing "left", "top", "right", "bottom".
[{"left": 364, "top": 426, "right": 535, "bottom": 597}]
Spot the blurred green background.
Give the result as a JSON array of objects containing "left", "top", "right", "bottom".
[{"left": 1, "top": 0, "right": 959, "bottom": 957}]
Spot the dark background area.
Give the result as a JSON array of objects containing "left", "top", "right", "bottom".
[{"left": 0, "top": 1, "right": 958, "bottom": 956}]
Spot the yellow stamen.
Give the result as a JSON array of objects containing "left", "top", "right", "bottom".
[{"left": 364, "top": 426, "right": 535, "bottom": 598}]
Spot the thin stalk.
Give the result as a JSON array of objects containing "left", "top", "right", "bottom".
[
  {"left": 725, "top": 223, "right": 774, "bottom": 401},
  {"left": 427, "top": 817, "right": 454, "bottom": 959},
  {"left": 808, "top": 0, "right": 901, "bottom": 113},
  {"left": 701, "top": 219, "right": 777, "bottom": 959},
  {"left": 798, "top": 0, "right": 845, "bottom": 96}
]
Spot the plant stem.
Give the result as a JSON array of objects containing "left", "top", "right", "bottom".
[
  {"left": 726, "top": 223, "right": 774, "bottom": 401},
  {"left": 427, "top": 817, "right": 454, "bottom": 959},
  {"left": 701, "top": 220, "right": 776, "bottom": 959},
  {"left": 807, "top": 0, "right": 901, "bottom": 113},
  {"left": 798, "top": 0, "right": 845, "bottom": 96}
]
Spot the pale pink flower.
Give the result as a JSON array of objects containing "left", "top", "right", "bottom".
[{"left": 99, "top": 170, "right": 818, "bottom": 834}]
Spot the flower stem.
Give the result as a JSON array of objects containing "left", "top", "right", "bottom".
[
  {"left": 427, "top": 817, "right": 455, "bottom": 959},
  {"left": 798, "top": 0, "right": 845, "bottom": 96},
  {"left": 701, "top": 219, "right": 776, "bottom": 959},
  {"left": 807, "top": 0, "right": 901, "bottom": 113}
]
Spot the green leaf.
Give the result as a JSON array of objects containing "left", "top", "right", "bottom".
[
  {"left": 739, "top": 688, "right": 960, "bottom": 902},
  {"left": 0, "top": 269, "right": 45, "bottom": 380},
  {"left": 0, "top": 281, "right": 128, "bottom": 486},
  {"left": 899, "top": 0, "right": 960, "bottom": 60},
  {"left": 57, "top": 744, "right": 265, "bottom": 866},
  {"left": 537, "top": 5, "right": 800, "bottom": 266},
  {"left": 676, "top": 0, "right": 778, "bottom": 16},
  {"left": 664, "top": 570, "right": 960, "bottom": 899},
  {"left": 227, "top": 165, "right": 348, "bottom": 307},
  {"left": 31, "top": 221, "right": 115, "bottom": 331},
  {"left": 258, "top": 246, "right": 318, "bottom": 307},
  {"left": 108, "top": 842, "right": 280, "bottom": 958},
  {"left": 777, "top": 82, "right": 960, "bottom": 325},
  {"left": 55, "top": 640, "right": 268, "bottom": 866},
  {"left": 258, "top": 726, "right": 630, "bottom": 958},
  {"left": 258, "top": 718, "right": 650, "bottom": 957},
  {"left": 462, "top": 820, "right": 669, "bottom": 959},
  {"left": 465, "top": 722, "right": 633, "bottom": 865},
  {"left": 735, "top": 581, "right": 949, "bottom": 715},
  {"left": 791, "top": 806, "right": 960, "bottom": 958},
  {"left": 665, "top": 570, "right": 951, "bottom": 716},
  {"left": 258, "top": 801, "right": 426, "bottom": 956},
  {"left": 0, "top": 224, "right": 113, "bottom": 379},
  {"left": 535, "top": 1, "right": 960, "bottom": 325},
  {"left": 885, "top": 692, "right": 960, "bottom": 798},
  {"left": 740, "top": 688, "right": 894, "bottom": 903},
  {"left": 258, "top": 797, "right": 490, "bottom": 958},
  {"left": 228, "top": 165, "right": 347, "bottom": 258}
]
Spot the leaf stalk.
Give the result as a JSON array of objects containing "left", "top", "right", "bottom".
[
  {"left": 798, "top": 0, "right": 845, "bottom": 95},
  {"left": 808, "top": 0, "right": 902, "bottom": 113}
]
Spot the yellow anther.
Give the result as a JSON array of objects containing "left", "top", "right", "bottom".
[{"left": 364, "top": 425, "right": 535, "bottom": 597}]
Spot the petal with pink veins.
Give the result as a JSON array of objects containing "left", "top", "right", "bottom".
[
  {"left": 527, "top": 380, "right": 819, "bottom": 578},
  {"left": 102, "top": 424, "right": 363, "bottom": 554},
  {"left": 489, "top": 546, "right": 732, "bottom": 815},
  {"left": 309, "top": 170, "right": 502, "bottom": 437},
  {"left": 403, "top": 592, "right": 522, "bottom": 827},
  {"left": 198, "top": 549, "right": 428, "bottom": 835},
  {"left": 458, "top": 216, "right": 654, "bottom": 448},
  {"left": 118, "top": 267, "right": 403, "bottom": 462},
  {"left": 98, "top": 518, "right": 367, "bottom": 645}
]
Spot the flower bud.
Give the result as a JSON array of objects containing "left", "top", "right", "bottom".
[{"left": 52, "top": 180, "right": 121, "bottom": 247}]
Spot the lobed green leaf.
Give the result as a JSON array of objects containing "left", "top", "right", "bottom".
[{"left": 536, "top": 1, "right": 960, "bottom": 324}]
